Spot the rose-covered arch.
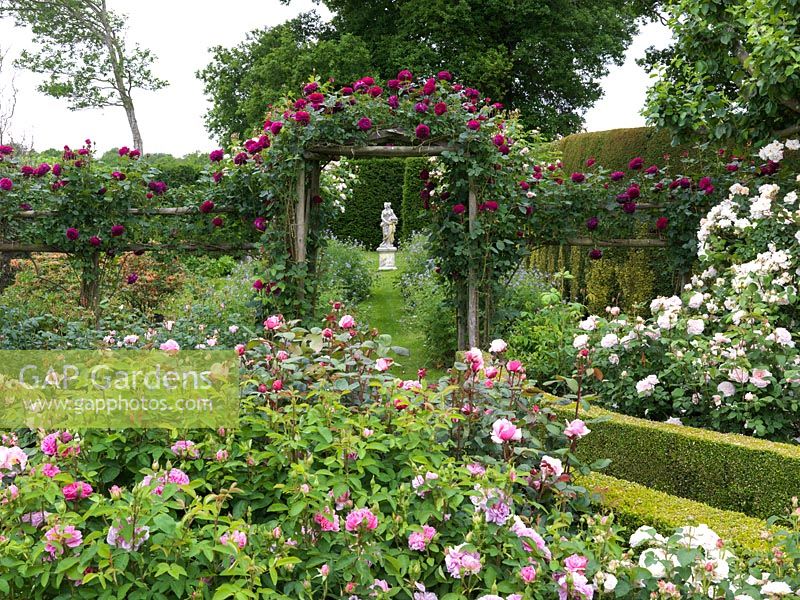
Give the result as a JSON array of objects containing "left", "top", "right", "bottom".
[{"left": 208, "top": 70, "right": 539, "bottom": 349}]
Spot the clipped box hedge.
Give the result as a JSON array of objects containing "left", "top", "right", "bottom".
[
  {"left": 550, "top": 403, "right": 800, "bottom": 519},
  {"left": 582, "top": 472, "right": 770, "bottom": 556}
]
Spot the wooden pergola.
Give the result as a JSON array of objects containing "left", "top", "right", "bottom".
[
  {"left": 2, "top": 130, "right": 669, "bottom": 346},
  {"left": 295, "top": 138, "right": 485, "bottom": 348}
]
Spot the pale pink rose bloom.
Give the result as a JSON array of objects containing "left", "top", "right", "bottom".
[
  {"left": 159, "top": 339, "right": 180, "bottom": 352},
  {"left": 464, "top": 347, "right": 484, "bottom": 372},
  {"left": 491, "top": 418, "right": 521, "bottom": 444},
  {"left": 540, "top": 455, "right": 564, "bottom": 478},
  {"left": 729, "top": 367, "right": 749, "bottom": 383},
  {"left": 319, "top": 564, "right": 330, "bottom": 578},
  {"left": 362, "top": 428, "right": 373, "bottom": 437},
  {"left": 215, "top": 449, "right": 229, "bottom": 462},
  {"left": 488, "top": 338, "right": 507, "bottom": 353},
  {"left": 220, "top": 529, "right": 247, "bottom": 549},
  {"left": 375, "top": 357, "right": 393, "bottom": 371},
  {"left": 44, "top": 524, "right": 83, "bottom": 558},
  {"left": 564, "top": 419, "right": 591, "bottom": 439},
  {"left": 717, "top": 381, "right": 736, "bottom": 397},
  {"left": 485, "top": 366, "right": 499, "bottom": 379},
  {"left": 751, "top": 369, "right": 772, "bottom": 388},
  {"left": 228, "top": 325, "right": 239, "bottom": 334},
  {"left": 235, "top": 344, "right": 246, "bottom": 356},
  {"left": 338, "top": 314, "right": 356, "bottom": 329},
  {"left": 0, "top": 446, "right": 28, "bottom": 472}
]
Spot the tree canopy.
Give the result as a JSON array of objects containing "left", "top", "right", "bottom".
[
  {"left": 198, "top": 12, "right": 373, "bottom": 141},
  {"left": 642, "top": 0, "right": 800, "bottom": 145},
  {"left": 200, "top": 1, "right": 651, "bottom": 142},
  {"left": 0, "top": 0, "right": 167, "bottom": 151}
]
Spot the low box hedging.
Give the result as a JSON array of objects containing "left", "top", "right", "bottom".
[
  {"left": 550, "top": 402, "right": 800, "bottom": 519},
  {"left": 581, "top": 472, "right": 770, "bottom": 556}
]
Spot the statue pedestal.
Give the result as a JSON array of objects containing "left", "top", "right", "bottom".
[{"left": 377, "top": 246, "right": 397, "bottom": 271}]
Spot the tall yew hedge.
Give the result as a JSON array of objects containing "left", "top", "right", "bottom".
[{"left": 330, "top": 158, "right": 406, "bottom": 248}]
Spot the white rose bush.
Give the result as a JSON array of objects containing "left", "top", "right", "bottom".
[{"left": 575, "top": 140, "right": 800, "bottom": 440}]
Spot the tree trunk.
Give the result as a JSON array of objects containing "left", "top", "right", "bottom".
[
  {"left": 122, "top": 94, "right": 144, "bottom": 152},
  {"left": 97, "top": 0, "right": 144, "bottom": 151}
]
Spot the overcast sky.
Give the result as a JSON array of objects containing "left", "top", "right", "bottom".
[{"left": 0, "top": 2, "right": 672, "bottom": 156}]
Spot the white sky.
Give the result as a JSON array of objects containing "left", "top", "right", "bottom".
[{"left": 0, "top": 2, "right": 671, "bottom": 156}]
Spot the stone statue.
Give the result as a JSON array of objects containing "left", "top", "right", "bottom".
[{"left": 379, "top": 202, "right": 398, "bottom": 249}]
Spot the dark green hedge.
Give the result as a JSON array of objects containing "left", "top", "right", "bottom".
[
  {"left": 330, "top": 158, "right": 406, "bottom": 248},
  {"left": 550, "top": 403, "right": 800, "bottom": 519},
  {"left": 582, "top": 473, "right": 769, "bottom": 556},
  {"left": 401, "top": 157, "right": 431, "bottom": 240},
  {"left": 558, "top": 127, "right": 697, "bottom": 174}
]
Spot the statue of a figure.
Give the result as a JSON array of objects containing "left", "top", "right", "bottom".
[{"left": 380, "top": 202, "right": 398, "bottom": 248}]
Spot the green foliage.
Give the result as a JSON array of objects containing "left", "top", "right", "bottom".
[
  {"left": 504, "top": 285, "right": 583, "bottom": 387},
  {"left": 329, "top": 158, "right": 405, "bottom": 248},
  {"left": 401, "top": 157, "right": 431, "bottom": 240},
  {"left": 397, "top": 233, "right": 457, "bottom": 367},
  {"left": 582, "top": 473, "right": 770, "bottom": 556},
  {"left": 316, "top": 237, "right": 374, "bottom": 306},
  {"left": 642, "top": 0, "right": 800, "bottom": 146},
  {"left": 553, "top": 403, "right": 800, "bottom": 519},
  {"left": 198, "top": 12, "right": 374, "bottom": 141},
  {"left": 309, "top": 0, "right": 650, "bottom": 135}
]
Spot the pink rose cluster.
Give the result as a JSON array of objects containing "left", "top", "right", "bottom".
[
  {"left": 140, "top": 468, "right": 190, "bottom": 496},
  {"left": 444, "top": 544, "right": 482, "bottom": 579},
  {"left": 344, "top": 507, "right": 378, "bottom": 534},
  {"left": 44, "top": 524, "right": 83, "bottom": 559},
  {"left": 408, "top": 525, "right": 437, "bottom": 551},
  {"left": 220, "top": 529, "right": 248, "bottom": 550},
  {"left": 170, "top": 440, "right": 199, "bottom": 458}
]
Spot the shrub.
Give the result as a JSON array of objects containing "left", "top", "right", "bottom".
[
  {"left": 329, "top": 158, "right": 406, "bottom": 248},
  {"left": 551, "top": 403, "right": 800, "bottom": 519},
  {"left": 583, "top": 473, "right": 770, "bottom": 556},
  {"left": 559, "top": 127, "right": 699, "bottom": 175},
  {"left": 397, "top": 232, "right": 456, "bottom": 367},
  {"left": 316, "top": 237, "right": 374, "bottom": 306},
  {"left": 575, "top": 138, "right": 800, "bottom": 441},
  {"left": 504, "top": 285, "right": 583, "bottom": 388}
]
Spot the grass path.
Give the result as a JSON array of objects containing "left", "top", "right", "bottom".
[{"left": 357, "top": 252, "right": 446, "bottom": 380}]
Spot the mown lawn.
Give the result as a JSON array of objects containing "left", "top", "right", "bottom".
[{"left": 357, "top": 251, "right": 447, "bottom": 380}]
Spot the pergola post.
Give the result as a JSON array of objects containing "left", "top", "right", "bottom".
[
  {"left": 467, "top": 179, "right": 479, "bottom": 349},
  {"left": 295, "top": 161, "right": 307, "bottom": 303}
]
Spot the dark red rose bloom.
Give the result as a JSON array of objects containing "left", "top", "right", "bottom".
[
  {"left": 127, "top": 273, "right": 138, "bottom": 285},
  {"left": 270, "top": 121, "right": 283, "bottom": 135},
  {"left": 626, "top": 185, "right": 641, "bottom": 200},
  {"left": 588, "top": 248, "right": 603, "bottom": 260},
  {"left": 209, "top": 149, "right": 224, "bottom": 162},
  {"left": 199, "top": 200, "right": 215, "bottom": 214},
  {"left": 656, "top": 216, "right": 669, "bottom": 231},
  {"left": 586, "top": 217, "right": 599, "bottom": 231},
  {"left": 110, "top": 224, "right": 125, "bottom": 237},
  {"left": 397, "top": 69, "right": 412, "bottom": 81},
  {"left": 423, "top": 78, "right": 436, "bottom": 95},
  {"left": 293, "top": 111, "right": 311, "bottom": 125},
  {"left": 622, "top": 201, "right": 637, "bottom": 214},
  {"left": 66, "top": 228, "right": 79, "bottom": 241},
  {"left": 519, "top": 181, "right": 530, "bottom": 190},
  {"left": 434, "top": 102, "right": 447, "bottom": 116},
  {"left": 357, "top": 117, "right": 372, "bottom": 131},
  {"left": 415, "top": 123, "right": 430, "bottom": 140},
  {"left": 610, "top": 171, "right": 624, "bottom": 181},
  {"left": 212, "top": 216, "right": 224, "bottom": 227},
  {"left": 467, "top": 119, "right": 480, "bottom": 130},
  {"left": 571, "top": 172, "right": 586, "bottom": 183},
  {"left": 89, "top": 236, "right": 102, "bottom": 247},
  {"left": 585, "top": 157, "right": 596, "bottom": 167},
  {"left": 628, "top": 157, "right": 644, "bottom": 170},
  {"left": 645, "top": 165, "right": 659, "bottom": 175},
  {"left": 437, "top": 70, "right": 452, "bottom": 81},
  {"left": 388, "top": 95, "right": 399, "bottom": 109},
  {"left": 419, "top": 169, "right": 430, "bottom": 180},
  {"left": 452, "top": 203, "right": 466, "bottom": 214}
]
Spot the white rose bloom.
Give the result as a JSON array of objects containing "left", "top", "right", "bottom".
[
  {"left": 602, "top": 573, "right": 618, "bottom": 593},
  {"left": 688, "top": 293, "right": 704, "bottom": 309},
  {"left": 608, "top": 353, "right": 619, "bottom": 365},
  {"left": 579, "top": 316, "right": 600, "bottom": 331},
  {"left": 785, "top": 139, "right": 800, "bottom": 150},
  {"left": 600, "top": 333, "right": 619, "bottom": 348},
  {"left": 635, "top": 374, "right": 659, "bottom": 396},
  {"left": 760, "top": 581, "right": 794, "bottom": 596},
  {"left": 573, "top": 334, "right": 589, "bottom": 349},
  {"left": 758, "top": 140, "right": 784, "bottom": 163},
  {"left": 717, "top": 381, "right": 736, "bottom": 397},
  {"left": 665, "top": 417, "right": 683, "bottom": 426},
  {"left": 638, "top": 548, "right": 673, "bottom": 578},
  {"left": 686, "top": 319, "right": 705, "bottom": 335},
  {"left": 629, "top": 526, "right": 663, "bottom": 548},
  {"left": 488, "top": 338, "right": 508, "bottom": 353}
]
